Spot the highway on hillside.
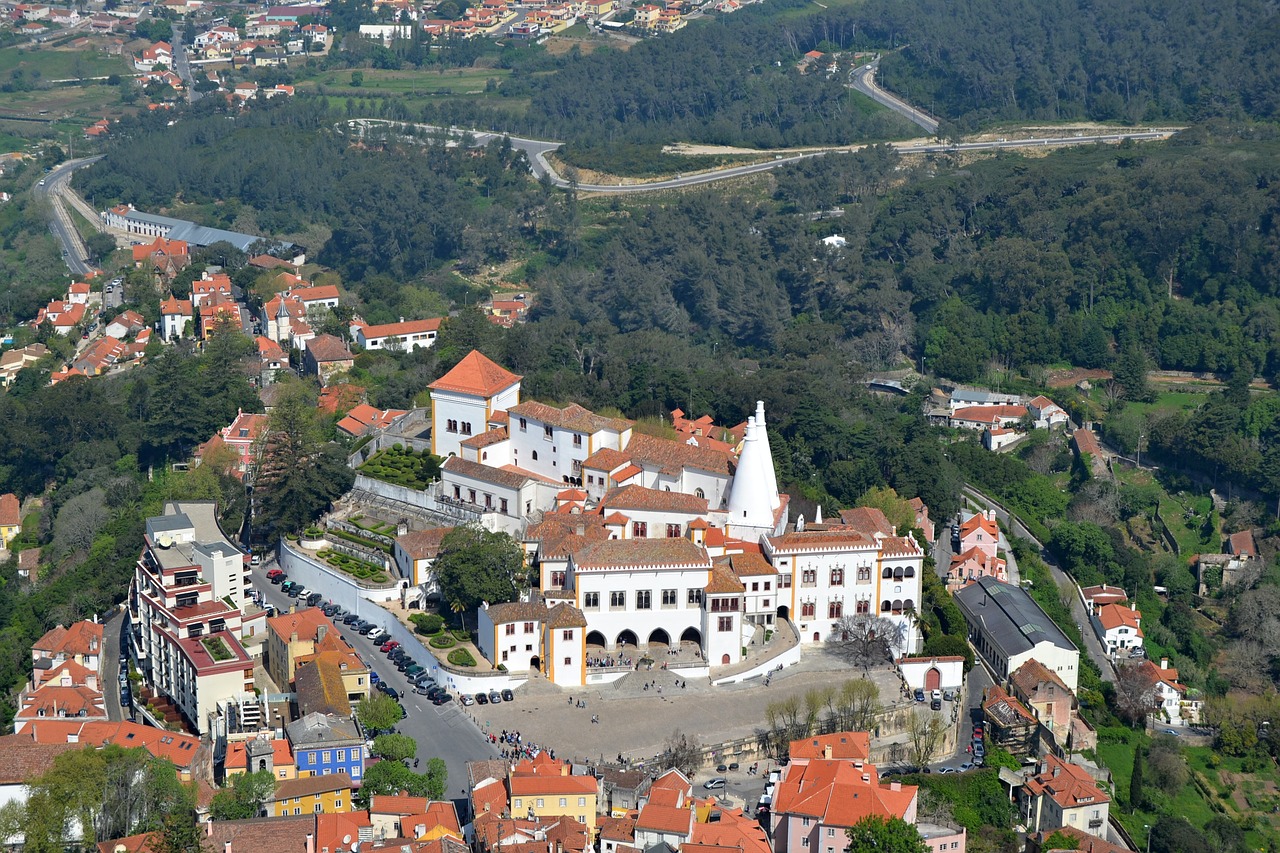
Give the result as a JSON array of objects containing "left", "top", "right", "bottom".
[
  {"left": 346, "top": 119, "right": 1175, "bottom": 195},
  {"left": 847, "top": 59, "right": 940, "bottom": 136},
  {"left": 33, "top": 155, "right": 104, "bottom": 277}
]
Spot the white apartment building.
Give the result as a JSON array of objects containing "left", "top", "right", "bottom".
[{"left": 129, "top": 502, "right": 262, "bottom": 735}]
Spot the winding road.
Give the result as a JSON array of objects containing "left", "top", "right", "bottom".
[
  {"left": 848, "top": 59, "right": 940, "bottom": 136},
  {"left": 33, "top": 155, "right": 104, "bottom": 277},
  {"left": 347, "top": 119, "right": 1175, "bottom": 194}
]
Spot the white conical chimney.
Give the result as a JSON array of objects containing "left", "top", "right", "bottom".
[
  {"left": 754, "top": 401, "right": 780, "bottom": 508},
  {"left": 726, "top": 417, "right": 776, "bottom": 534},
  {"left": 815, "top": 505, "right": 823, "bottom": 525}
]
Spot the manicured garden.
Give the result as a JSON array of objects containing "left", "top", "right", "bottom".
[
  {"left": 317, "top": 548, "right": 391, "bottom": 584},
  {"left": 201, "top": 635, "right": 234, "bottom": 662},
  {"left": 357, "top": 446, "right": 441, "bottom": 490}
]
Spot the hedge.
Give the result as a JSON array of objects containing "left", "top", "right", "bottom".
[
  {"left": 411, "top": 613, "right": 444, "bottom": 635},
  {"left": 429, "top": 634, "right": 456, "bottom": 649},
  {"left": 448, "top": 648, "right": 477, "bottom": 667}
]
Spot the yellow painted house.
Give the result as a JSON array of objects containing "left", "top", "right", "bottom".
[
  {"left": 584, "top": 0, "right": 613, "bottom": 14},
  {"left": 268, "top": 772, "right": 353, "bottom": 816},
  {"left": 508, "top": 753, "right": 599, "bottom": 831},
  {"left": 0, "top": 493, "right": 20, "bottom": 547}
]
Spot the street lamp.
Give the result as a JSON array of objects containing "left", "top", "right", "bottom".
[{"left": 1144, "top": 824, "right": 1151, "bottom": 853}]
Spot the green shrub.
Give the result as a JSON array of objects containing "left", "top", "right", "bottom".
[
  {"left": 497, "top": 663, "right": 507, "bottom": 671},
  {"left": 451, "top": 628, "right": 470, "bottom": 641},
  {"left": 411, "top": 613, "right": 445, "bottom": 635},
  {"left": 430, "top": 634, "right": 456, "bottom": 649},
  {"left": 448, "top": 648, "right": 476, "bottom": 667}
]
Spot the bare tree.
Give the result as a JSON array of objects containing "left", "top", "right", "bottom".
[
  {"left": 906, "top": 710, "right": 946, "bottom": 769},
  {"left": 842, "top": 678, "right": 883, "bottom": 732},
  {"left": 52, "top": 487, "right": 110, "bottom": 557},
  {"left": 1113, "top": 663, "right": 1162, "bottom": 727},
  {"left": 661, "top": 730, "right": 702, "bottom": 778},
  {"left": 826, "top": 615, "right": 906, "bottom": 672}
]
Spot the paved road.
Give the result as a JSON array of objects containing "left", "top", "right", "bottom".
[
  {"left": 961, "top": 485, "right": 1115, "bottom": 683},
  {"left": 250, "top": 559, "right": 499, "bottom": 796},
  {"left": 347, "top": 119, "right": 1174, "bottom": 195},
  {"left": 848, "top": 59, "right": 939, "bottom": 136},
  {"left": 171, "top": 25, "right": 202, "bottom": 102},
  {"left": 33, "top": 156, "right": 103, "bottom": 276},
  {"left": 101, "top": 609, "right": 134, "bottom": 723}
]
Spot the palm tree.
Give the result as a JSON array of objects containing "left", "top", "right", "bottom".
[{"left": 450, "top": 598, "right": 467, "bottom": 635}]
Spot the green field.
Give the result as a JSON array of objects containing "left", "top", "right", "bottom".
[
  {"left": 1098, "top": 734, "right": 1280, "bottom": 850},
  {"left": 0, "top": 46, "right": 128, "bottom": 81},
  {"left": 301, "top": 67, "right": 511, "bottom": 98}
]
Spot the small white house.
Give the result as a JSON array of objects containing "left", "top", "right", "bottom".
[
  {"left": 897, "top": 655, "right": 965, "bottom": 693},
  {"left": 1094, "top": 603, "right": 1143, "bottom": 659}
]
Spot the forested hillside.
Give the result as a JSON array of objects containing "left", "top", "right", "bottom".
[
  {"left": 507, "top": 14, "right": 915, "bottom": 149},
  {"left": 849, "top": 0, "right": 1280, "bottom": 129}
]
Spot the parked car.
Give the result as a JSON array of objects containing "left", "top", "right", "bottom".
[
  {"left": 413, "top": 684, "right": 433, "bottom": 695},
  {"left": 406, "top": 665, "right": 425, "bottom": 678},
  {"left": 972, "top": 725, "right": 984, "bottom": 738},
  {"left": 938, "top": 767, "right": 956, "bottom": 774},
  {"left": 460, "top": 694, "right": 475, "bottom": 706},
  {"left": 410, "top": 672, "right": 434, "bottom": 686},
  {"left": 378, "top": 684, "right": 399, "bottom": 700},
  {"left": 280, "top": 581, "right": 296, "bottom": 594},
  {"left": 396, "top": 658, "right": 416, "bottom": 672},
  {"left": 296, "top": 587, "right": 312, "bottom": 600},
  {"left": 914, "top": 689, "right": 926, "bottom": 702},
  {"left": 343, "top": 613, "right": 360, "bottom": 625},
  {"left": 266, "top": 568, "right": 283, "bottom": 580},
  {"left": 488, "top": 690, "right": 502, "bottom": 703},
  {"left": 930, "top": 698, "right": 942, "bottom": 711},
  {"left": 370, "top": 670, "right": 380, "bottom": 684},
  {"left": 930, "top": 689, "right": 942, "bottom": 701},
  {"left": 501, "top": 689, "right": 514, "bottom": 702},
  {"left": 703, "top": 778, "right": 726, "bottom": 790},
  {"left": 380, "top": 641, "right": 400, "bottom": 653},
  {"left": 475, "top": 693, "right": 489, "bottom": 705},
  {"left": 431, "top": 693, "right": 451, "bottom": 705},
  {"left": 368, "top": 627, "right": 386, "bottom": 641},
  {"left": 358, "top": 623, "right": 374, "bottom": 635},
  {"left": 120, "top": 689, "right": 131, "bottom": 706},
  {"left": 942, "top": 690, "right": 956, "bottom": 702},
  {"left": 250, "top": 554, "right": 262, "bottom": 566}
]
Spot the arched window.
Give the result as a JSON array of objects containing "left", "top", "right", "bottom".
[
  {"left": 695, "top": 488, "right": 705, "bottom": 499},
  {"left": 903, "top": 599, "right": 915, "bottom": 612},
  {"left": 532, "top": 450, "right": 539, "bottom": 461},
  {"left": 904, "top": 567, "right": 915, "bottom": 578},
  {"left": 882, "top": 568, "right": 893, "bottom": 579},
  {"left": 880, "top": 600, "right": 891, "bottom": 612}
]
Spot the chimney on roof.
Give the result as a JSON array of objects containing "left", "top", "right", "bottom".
[
  {"left": 206, "top": 821, "right": 214, "bottom": 837},
  {"left": 575, "top": 523, "right": 585, "bottom": 536},
  {"left": 889, "top": 781, "right": 901, "bottom": 792},
  {"left": 814, "top": 505, "right": 823, "bottom": 525},
  {"left": 225, "top": 842, "right": 233, "bottom": 853},
  {"left": 306, "top": 834, "right": 315, "bottom": 853},
  {"left": 823, "top": 744, "right": 831, "bottom": 760},
  {"left": 317, "top": 625, "right": 327, "bottom": 644},
  {"left": 1161, "top": 657, "right": 1169, "bottom": 670}
]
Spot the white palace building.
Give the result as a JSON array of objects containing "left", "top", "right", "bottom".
[{"left": 429, "top": 352, "right": 926, "bottom": 688}]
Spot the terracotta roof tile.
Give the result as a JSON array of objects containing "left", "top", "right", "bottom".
[
  {"left": 787, "top": 731, "right": 870, "bottom": 761},
  {"left": 546, "top": 603, "right": 587, "bottom": 629},
  {"left": 307, "top": 334, "right": 353, "bottom": 363},
  {"left": 572, "top": 538, "right": 711, "bottom": 570},
  {"left": 460, "top": 427, "right": 510, "bottom": 450},
  {"left": 705, "top": 566, "right": 745, "bottom": 594},
  {"left": 508, "top": 401, "right": 632, "bottom": 435},
  {"left": 429, "top": 350, "right": 521, "bottom": 397},
  {"left": 271, "top": 772, "right": 353, "bottom": 801},
  {"left": 0, "top": 493, "right": 19, "bottom": 527},
  {"left": 600, "top": 485, "right": 708, "bottom": 515}
]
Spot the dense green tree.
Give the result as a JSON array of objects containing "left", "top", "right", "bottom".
[
  {"left": 371, "top": 733, "right": 418, "bottom": 763},
  {"left": 356, "top": 691, "right": 403, "bottom": 732},
  {"left": 845, "top": 815, "right": 930, "bottom": 853},
  {"left": 433, "top": 526, "right": 527, "bottom": 615},
  {"left": 209, "top": 770, "right": 276, "bottom": 821}
]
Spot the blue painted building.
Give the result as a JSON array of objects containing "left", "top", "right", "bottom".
[{"left": 286, "top": 712, "right": 365, "bottom": 783}]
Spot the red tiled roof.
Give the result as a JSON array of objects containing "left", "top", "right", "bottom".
[
  {"left": 429, "top": 350, "right": 521, "bottom": 397},
  {"left": 1024, "top": 753, "right": 1108, "bottom": 810},
  {"left": 788, "top": 731, "right": 870, "bottom": 761},
  {"left": 34, "top": 620, "right": 103, "bottom": 658},
  {"left": 600, "top": 484, "right": 707, "bottom": 515},
  {"left": 508, "top": 401, "right": 632, "bottom": 435},
  {"left": 0, "top": 733, "right": 81, "bottom": 783},
  {"left": 767, "top": 529, "right": 877, "bottom": 552},
  {"left": 836, "top": 507, "right": 894, "bottom": 537},
  {"left": 1009, "top": 659, "right": 1072, "bottom": 699},
  {"left": 0, "top": 493, "right": 19, "bottom": 527},
  {"left": 307, "top": 333, "right": 353, "bottom": 363},
  {"left": 1097, "top": 603, "right": 1141, "bottom": 632},
  {"left": 572, "top": 538, "right": 710, "bottom": 570}
]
